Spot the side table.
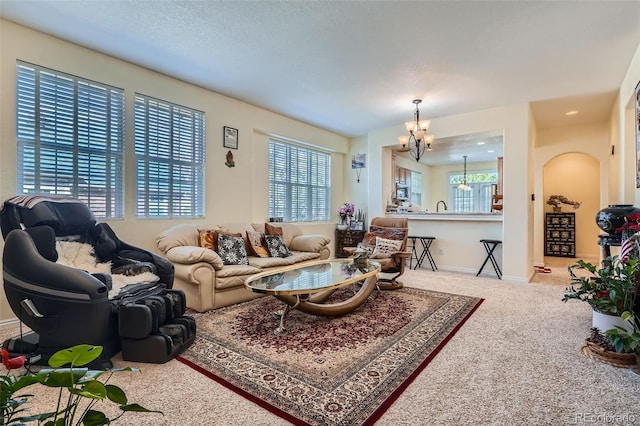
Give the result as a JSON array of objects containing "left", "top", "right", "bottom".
[{"left": 335, "top": 229, "right": 366, "bottom": 258}]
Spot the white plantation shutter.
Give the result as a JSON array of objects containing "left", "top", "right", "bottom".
[
  {"left": 16, "top": 61, "right": 125, "bottom": 218},
  {"left": 268, "top": 140, "right": 330, "bottom": 222},
  {"left": 134, "top": 94, "right": 205, "bottom": 218}
]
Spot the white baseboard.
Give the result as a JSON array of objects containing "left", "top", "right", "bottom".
[{"left": 0, "top": 318, "right": 20, "bottom": 329}]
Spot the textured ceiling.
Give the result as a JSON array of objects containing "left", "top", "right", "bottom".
[{"left": 2, "top": 0, "right": 640, "bottom": 145}]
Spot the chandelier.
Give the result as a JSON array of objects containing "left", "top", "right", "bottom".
[
  {"left": 397, "top": 99, "right": 434, "bottom": 162},
  {"left": 458, "top": 155, "right": 471, "bottom": 191}
]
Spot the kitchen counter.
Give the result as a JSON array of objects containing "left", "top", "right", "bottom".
[
  {"left": 386, "top": 212, "right": 503, "bottom": 222},
  {"left": 386, "top": 213, "right": 503, "bottom": 274}
]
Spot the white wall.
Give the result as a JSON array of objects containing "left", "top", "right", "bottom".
[{"left": 0, "top": 20, "right": 350, "bottom": 320}]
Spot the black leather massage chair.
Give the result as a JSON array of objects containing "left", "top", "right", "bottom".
[{"left": 1, "top": 195, "right": 195, "bottom": 368}]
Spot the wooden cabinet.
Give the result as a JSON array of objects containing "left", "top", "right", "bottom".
[
  {"left": 545, "top": 212, "right": 575, "bottom": 257},
  {"left": 335, "top": 229, "right": 366, "bottom": 258}
]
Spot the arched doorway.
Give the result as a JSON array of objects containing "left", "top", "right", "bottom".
[{"left": 543, "top": 152, "right": 600, "bottom": 261}]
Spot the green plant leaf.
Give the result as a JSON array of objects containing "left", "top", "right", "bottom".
[
  {"left": 614, "top": 339, "right": 625, "bottom": 353},
  {"left": 48, "top": 345, "right": 103, "bottom": 368},
  {"left": 120, "top": 403, "right": 163, "bottom": 414},
  {"left": 105, "top": 384, "right": 127, "bottom": 404},
  {"left": 70, "top": 380, "right": 107, "bottom": 400},
  {"left": 41, "top": 368, "right": 88, "bottom": 387},
  {"left": 81, "top": 409, "right": 110, "bottom": 426},
  {"left": 621, "top": 311, "right": 634, "bottom": 321}
]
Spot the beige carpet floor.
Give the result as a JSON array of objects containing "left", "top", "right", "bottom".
[{"left": 1, "top": 260, "right": 639, "bottom": 425}]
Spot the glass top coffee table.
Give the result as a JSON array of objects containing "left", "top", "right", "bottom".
[{"left": 245, "top": 259, "right": 380, "bottom": 335}]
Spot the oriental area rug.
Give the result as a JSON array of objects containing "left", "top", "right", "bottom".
[{"left": 177, "top": 287, "right": 483, "bottom": 425}]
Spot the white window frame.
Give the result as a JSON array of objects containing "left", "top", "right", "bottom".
[
  {"left": 268, "top": 139, "right": 331, "bottom": 222},
  {"left": 134, "top": 94, "right": 205, "bottom": 218},
  {"left": 448, "top": 170, "right": 497, "bottom": 213},
  {"left": 16, "top": 61, "right": 125, "bottom": 218}
]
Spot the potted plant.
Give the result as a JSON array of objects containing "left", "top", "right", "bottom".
[
  {"left": 605, "top": 310, "right": 640, "bottom": 368},
  {"left": 546, "top": 194, "right": 581, "bottom": 212},
  {"left": 1, "top": 344, "right": 162, "bottom": 425},
  {"left": 563, "top": 255, "right": 639, "bottom": 332}
]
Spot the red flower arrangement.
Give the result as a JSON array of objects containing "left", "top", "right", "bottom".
[{"left": 615, "top": 212, "right": 640, "bottom": 235}]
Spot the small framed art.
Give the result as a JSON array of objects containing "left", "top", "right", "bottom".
[{"left": 223, "top": 126, "right": 239, "bottom": 149}]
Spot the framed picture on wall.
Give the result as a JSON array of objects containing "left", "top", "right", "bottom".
[
  {"left": 223, "top": 126, "right": 239, "bottom": 149},
  {"left": 636, "top": 80, "right": 640, "bottom": 188}
]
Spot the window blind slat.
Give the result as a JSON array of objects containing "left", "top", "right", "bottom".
[
  {"left": 134, "top": 93, "right": 205, "bottom": 218},
  {"left": 268, "top": 140, "right": 330, "bottom": 222},
  {"left": 16, "top": 61, "right": 124, "bottom": 218}
]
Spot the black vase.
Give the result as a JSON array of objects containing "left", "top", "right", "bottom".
[{"left": 595, "top": 204, "right": 640, "bottom": 235}]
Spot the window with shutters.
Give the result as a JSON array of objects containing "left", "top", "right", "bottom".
[
  {"left": 16, "top": 61, "right": 125, "bottom": 218},
  {"left": 268, "top": 140, "right": 331, "bottom": 222},
  {"left": 134, "top": 94, "right": 205, "bottom": 218},
  {"left": 448, "top": 170, "right": 497, "bottom": 213}
]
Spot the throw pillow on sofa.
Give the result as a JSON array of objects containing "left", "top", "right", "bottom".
[
  {"left": 265, "top": 223, "right": 283, "bottom": 236},
  {"left": 217, "top": 234, "right": 249, "bottom": 265},
  {"left": 246, "top": 230, "right": 269, "bottom": 258},
  {"left": 198, "top": 229, "right": 241, "bottom": 252},
  {"left": 264, "top": 235, "right": 291, "bottom": 258}
]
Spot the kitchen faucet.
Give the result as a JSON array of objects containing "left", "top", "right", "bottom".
[{"left": 436, "top": 200, "right": 448, "bottom": 212}]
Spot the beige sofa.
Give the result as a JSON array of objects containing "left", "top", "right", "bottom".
[{"left": 155, "top": 222, "right": 331, "bottom": 312}]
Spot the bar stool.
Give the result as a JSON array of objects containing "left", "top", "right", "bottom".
[
  {"left": 407, "top": 236, "right": 419, "bottom": 269},
  {"left": 407, "top": 236, "right": 438, "bottom": 271},
  {"left": 476, "top": 239, "right": 502, "bottom": 279}
]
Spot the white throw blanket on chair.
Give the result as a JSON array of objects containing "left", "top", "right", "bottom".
[{"left": 55, "top": 241, "right": 160, "bottom": 298}]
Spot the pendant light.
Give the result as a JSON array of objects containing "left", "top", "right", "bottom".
[{"left": 458, "top": 155, "right": 471, "bottom": 191}]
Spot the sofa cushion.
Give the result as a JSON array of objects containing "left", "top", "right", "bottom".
[
  {"left": 289, "top": 234, "right": 331, "bottom": 253},
  {"left": 253, "top": 222, "right": 304, "bottom": 248},
  {"left": 288, "top": 251, "right": 322, "bottom": 263},
  {"left": 217, "top": 234, "right": 249, "bottom": 265},
  {"left": 248, "top": 251, "right": 320, "bottom": 269},
  {"left": 156, "top": 224, "right": 201, "bottom": 253},
  {"left": 215, "top": 263, "right": 262, "bottom": 279},
  {"left": 166, "top": 246, "right": 224, "bottom": 269},
  {"left": 248, "top": 256, "right": 296, "bottom": 268},
  {"left": 246, "top": 230, "right": 269, "bottom": 258},
  {"left": 265, "top": 235, "right": 291, "bottom": 258}
]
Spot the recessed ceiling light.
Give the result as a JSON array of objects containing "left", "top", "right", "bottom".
[
  {"left": 477, "top": 141, "right": 485, "bottom": 145},
  {"left": 565, "top": 110, "right": 579, "bottom": 116},
  {"left": 487, "top": 149, "right": 495, "bottom": 153}
]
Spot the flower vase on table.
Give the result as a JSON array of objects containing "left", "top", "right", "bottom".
[{"left": 337, "top": 202, "right": 355, "bottom": 230}]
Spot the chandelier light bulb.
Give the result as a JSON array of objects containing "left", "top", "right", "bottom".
[
  {"left": 405, "top": 121, "right": 417, "bottom": 132},
  {"left": 418, "top": 120, "right": 430, "bottom": 131},
  {"left": 398, "top": 135, "right": 409, "bottom": 147}
]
